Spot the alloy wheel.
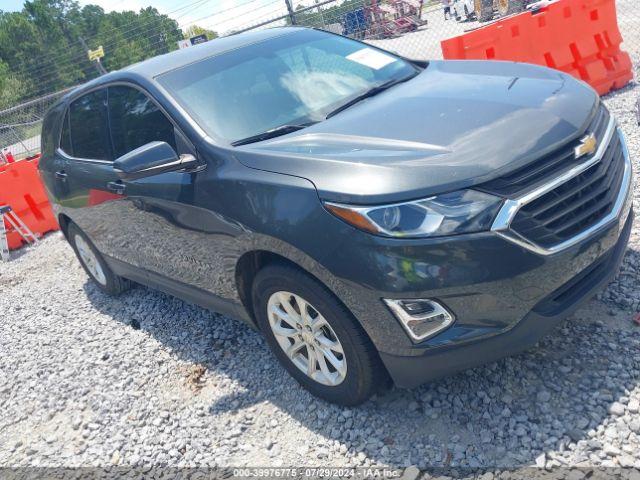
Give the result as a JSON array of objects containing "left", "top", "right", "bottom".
[
  {"left": 75, "top": 234, "right": 107, "bottom": 286},
  {"left": 267, "top": 291, "right": 347, "bottom": 386}
]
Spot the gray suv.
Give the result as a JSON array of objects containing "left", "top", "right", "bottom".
[{"left": 39, "top": 27, "right": 633, "bottom": 405}]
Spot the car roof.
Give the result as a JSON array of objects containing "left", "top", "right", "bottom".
[{"left": 59, "top": 27, "right": 307, "bottom": 103}]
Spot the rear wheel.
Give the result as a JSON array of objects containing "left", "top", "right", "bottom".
[
  {"left": 252, "top": 264, "right": 388, "bottom": 405},
  {"left": 68, "top": 222, "right": 131, "bottom": 296},
  {"left": 475, "top": 0, "right": 494, "bottom": 21},
  {"left": 497, "top": 0, "right": 524, "bottom": 16}
]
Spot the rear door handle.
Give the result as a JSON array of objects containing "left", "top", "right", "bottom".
[
  {"left": 55, "top": 170, "right": 67, "bottom": 180},
  {"left": 107, "top": 181, "right": 125, "bottom": 195}
]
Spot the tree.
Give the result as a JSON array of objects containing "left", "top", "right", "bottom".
[
  {"left": 0, "top": 0, "right": 185, "bottom": 108},
  {"left": 0, "top": 60, "right": 25, "bottom": 110}
]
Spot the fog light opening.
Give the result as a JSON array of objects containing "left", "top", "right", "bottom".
[{"left": 383, "top": 298, "right": 455, "bottom": 342}]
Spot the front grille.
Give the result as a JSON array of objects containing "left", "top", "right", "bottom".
[
  {"left": 509, "top": 132, "right": 625, "bottom": 248},
  {"left": 482, "top": 105, "right": 610, "bottom": 196}
]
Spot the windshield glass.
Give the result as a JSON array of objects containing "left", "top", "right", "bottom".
[{"left": 157, "top": 29, "right": 418, "bottom": 144}]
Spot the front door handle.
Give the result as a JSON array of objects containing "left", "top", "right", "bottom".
[
  {"left": 107, "top": 181, "right": 125, "bottom": 195},
  {"left": 55, "top": 170, "right": 67, "bottom": 180}
]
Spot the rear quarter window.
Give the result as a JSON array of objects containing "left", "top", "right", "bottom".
[
  {"left": 40, "top": 101, "right": 67, "bottom": 157},
  {"left": 59, "top": 110, "right": 72, "bottom": 155}
]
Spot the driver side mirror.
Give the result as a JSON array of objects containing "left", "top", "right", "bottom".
[{"left": 113, "top": 141, "right": 198, "bottom": 181}]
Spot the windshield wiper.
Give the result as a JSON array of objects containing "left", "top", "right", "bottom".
[
  {"left": 325, "top": 74, "right": 418, "bottom": 119},
  {"left": 231, "top": 122, "right": 316, "bottom": 146}
]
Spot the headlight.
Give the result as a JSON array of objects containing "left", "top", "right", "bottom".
[{"left": 324, "top": 189, "right": 503, "bottom": 238}]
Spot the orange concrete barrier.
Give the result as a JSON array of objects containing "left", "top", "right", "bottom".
[
  {"left": 441, "top": 0, "right": 633, "bottom": 95},
  {"left": 0, "top": 155, "right": 59, "bottom": 250}
]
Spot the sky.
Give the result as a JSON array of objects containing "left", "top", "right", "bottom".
[{"left": 0, "top": 0, "right": 313, "bottom": 35}]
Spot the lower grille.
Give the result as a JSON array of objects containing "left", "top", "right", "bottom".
[
  {"left": 533, "top": 210, "right": 632, "bottom": 316},
  {"left": 509, "top": 133, "right": 625, "bottom": 249}
]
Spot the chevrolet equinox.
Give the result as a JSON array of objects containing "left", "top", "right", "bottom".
[{"left": 40, "top": 27, "right": 633, "bottom": 405}]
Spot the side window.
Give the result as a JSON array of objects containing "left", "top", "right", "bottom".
[
  {"left": 60, "top": 110, "right": 73, "bottom": 155},
  {"left": 68, "top": 89, "right": 112, "bottom": 160},
  {"left": 108, "top": 86, "right": 177, "bottom": 159}
]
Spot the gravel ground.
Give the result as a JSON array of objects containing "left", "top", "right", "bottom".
[{"left": 2, "top": 29, "right": 640, "bottom": 479}]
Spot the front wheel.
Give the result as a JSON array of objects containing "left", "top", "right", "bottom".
[{"left": 252, "top": 264, "right": 389, "bottom": 405}]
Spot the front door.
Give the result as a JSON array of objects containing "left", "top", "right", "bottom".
[
  {"left": 60, "top": 84, "right": 230, "bottom": 296},
  {"left": 102, "top": 85, "right": 209, "bottom": 286}
]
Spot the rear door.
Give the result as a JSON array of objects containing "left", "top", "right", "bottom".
[{"left": 56, "top": 88, "right": 126, "bottom": 260}]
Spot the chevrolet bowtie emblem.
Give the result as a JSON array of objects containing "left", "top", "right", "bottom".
[{"left": 575, "top": 133, "right": 597, "bottom": 159}]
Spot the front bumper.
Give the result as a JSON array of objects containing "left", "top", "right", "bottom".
[
  {"left": 379, "top": 209, "right": 633, "bottom": 388},
  {"left": 325, "top": 193, "right": 633, "bottom": 356},
  {"left": 320, "top": 126, "right": 633, "bottom": 388}
]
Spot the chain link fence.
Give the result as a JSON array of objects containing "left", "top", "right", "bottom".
[
  {"left": 0, "top": 87, "right": 77, "bottom": 161},
  {"left": 1, "top": 0, "right": 639, "bottom": 159},
  {"left": 249, "top": 0, "right": 640, "bottom": 64}
]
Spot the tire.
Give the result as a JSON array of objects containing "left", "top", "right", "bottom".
[
  {"left": 68, "top": 222, "right": 131, "bottom": 296},
  {"left": 497, "top": 0, "right": 524, "bottom": 16},
  {"left": 252, "top": 264, "right": 389, "bottom": 406},
  {"left": 475, "top": 0, "right": 493, "bottom": 21}
]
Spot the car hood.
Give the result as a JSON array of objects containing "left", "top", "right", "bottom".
[{"left": 233, "top": 60, "right": 599, "bottom": 204}]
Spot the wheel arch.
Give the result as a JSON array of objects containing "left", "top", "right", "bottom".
[
  {"left": 235, "top": 250, "right": 323, "bottom": 326},
  {"left": 57, "top": 213, "right": 71, "bottom": 239},
  {"left": 234, "top": 249, "right": 375, "bottom": 340},
  {"left": 235, "top": 248, "right": 391, "bottom": 381}
]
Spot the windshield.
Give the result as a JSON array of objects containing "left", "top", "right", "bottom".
[{"left": 157, "top": 29, "right": 418, "bottom": 144}]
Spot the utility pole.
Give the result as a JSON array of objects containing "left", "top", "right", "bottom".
[
  {"left": 79, "top": 36, "right": 107, "bottom": 76},
  {"left": 315, "top": 0, "right": 325, "bottom": 27},
  {"left": 284, "top": 0, "right": 297, "bottom": 25}
]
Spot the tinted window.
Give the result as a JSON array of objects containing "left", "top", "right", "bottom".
[
  {"left": 158, "top": 29, "right": 417, "bottom": 144},
  {"left": 60, "top": 110, "right": 72, "bottom": 155},
  {"left": 108, "top": 86, "right": 176, "bottom": 159},
  {"left": 68, "top": 89, "right": 111, "bottom": 160}
]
